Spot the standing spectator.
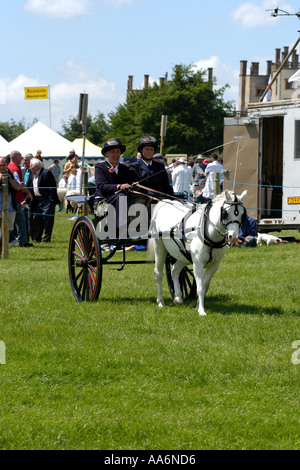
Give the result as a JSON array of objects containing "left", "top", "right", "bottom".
[
  {"left": 202, "top": 158, "right": 209, "bottom": 169},
  {"left": 63, "top": 151, "right": 79, "bottom": 177},
  {"left": 219, "top": 158, "right": 224, "bottom": 191},
  {"left": 192, "top": 155, "right": 206, "bottom": 197},
  {"left": 8, "top": 150, "right": 33, "bottom": 247},
  {"left": 21, "top": 153, "right": 33, "bottom": 240},
  {"left": 67, "top": 167, "right": 81, "bottom": 192},
  {"left": 48, "top": 159, "right": 61, "bottom": 186},
  {"left": 171, "top": 157, "right": 192, "bottom": 195},
  {"left": 35, "top": 150, "right": 43, "bottom": 163},
  {"left": 21, "top": 153, "right": 33, "bottom": 186},
  {"left": 202, "top": 153, "right": 223, "bottom": 199},
  {"left": 153, "top": 153, "right": 172, "bottom": 184},
  {"left": 57, "top": 175, "right": 68, "bottom": 212},
  {"left": 27, "top": 158, "right": 60, "bottom": 243},
  {"left": 0, "top": 157, "right": 22, "bottom": 257}
]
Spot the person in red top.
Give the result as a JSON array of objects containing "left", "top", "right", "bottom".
[{"left": 8, "top": 150, "right": 33, "bottom": 247}]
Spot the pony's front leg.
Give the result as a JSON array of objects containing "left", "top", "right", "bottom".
[
  {"left": 171, "top": 260, "right": 187, "bottom": 305},
  {"left": 204, "top": 259, "right": 222, "bottom": 294},
  {"left": 193, "top": 261, "right": 206, "bottom": 316},
  {"left": 153, "top": 240, "right": 168, "bottom": 308}
]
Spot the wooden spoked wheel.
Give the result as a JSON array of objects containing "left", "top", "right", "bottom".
[
  {"left": 165, "top": 254, "right": 197, "bottom": 300},
  {"left": 68, "top": 217, "right": 102, "bottom": 302}
]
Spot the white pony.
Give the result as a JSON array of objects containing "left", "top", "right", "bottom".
[{"left": 148, "top": 190, "right": 247, "bottom": 316}]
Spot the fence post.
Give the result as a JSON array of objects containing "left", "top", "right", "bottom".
[
  {"left": 214, "top": 172, "right": 220, "bottom": 197},
  {"left": 1, "top": 181, "right": 9, "bottom": 259}
]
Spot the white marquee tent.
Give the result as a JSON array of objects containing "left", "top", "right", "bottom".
[
  {"left": 72, "top": 138, "right": 103, "bottom": 158},
  {"left": 6, "top": 121, "right": 73, "bottom": 157},
  {"left": 0, "top": 135, "right": 9, "bottom": 155}
]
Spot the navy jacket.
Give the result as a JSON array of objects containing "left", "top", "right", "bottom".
[
  {"left": 94, "top": 161, "right": 135, "bottom": 198},
  {"left": 239, "top": 215, "right": 257, "bottom": 238},
  {"left": 27, "top": 167, "right": 60, "bottom": 205},
  {"left": 129, "top": 159, "right": 174, "bottom": 197}
]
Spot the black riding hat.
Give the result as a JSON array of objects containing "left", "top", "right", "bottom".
[
  {"left": 137, "top": 135, "right": 158, "bottom": 152},
  {"left": 102, "top": 138, "right": 126, "bottom": 156}
]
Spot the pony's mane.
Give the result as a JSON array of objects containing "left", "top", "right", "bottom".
[
  {"left": 213, "top": 191, "right": 227, "bottom": 203},
  {"left": 213, "top": 190, "right": 237, "bottom": 203}
]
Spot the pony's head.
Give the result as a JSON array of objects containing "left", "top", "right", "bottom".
[{"left": 216, "top": 190, "right": 247, "bottom": 244}]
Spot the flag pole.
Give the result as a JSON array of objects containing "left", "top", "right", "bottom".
[
  {"left": 48, "top": 85, "right": 52, "bottom": 128},
  {"left": 260, "top": 35, "right": 300, "bottom": 102}
]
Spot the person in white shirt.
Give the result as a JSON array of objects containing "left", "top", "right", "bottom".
[
  {"left": 171, "top": 157, "right": 192, "bottom": 195},
  {"left": 67, "top": 168, "right": 82, "bottom": 192},
  {"left": 202, "top": 153, "right": 223, "bottom": 199}
]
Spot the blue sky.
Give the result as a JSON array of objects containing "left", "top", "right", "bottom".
[{"left": 1, "top": 0, "right": 300, "bottom": 133}]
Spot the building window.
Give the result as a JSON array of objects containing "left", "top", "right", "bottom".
[
  {"left": 285, "top": 79, "right": 292, "bottom": 90},
  {"left": 294, "top": 120, "right": 300, "bottom": 159},
  {"left": 256, "top": 87, "right": 265, "bottom": 97}
]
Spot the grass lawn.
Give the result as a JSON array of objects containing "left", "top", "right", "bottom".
[{"left": 0, "top": 213, "right": 299, "bottom": 450}]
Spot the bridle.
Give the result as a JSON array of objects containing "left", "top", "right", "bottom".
[
  {"left": 202, "top": 194, "right": 246, "bottom": 249},
  {"left": 220, "top": 194, "right": 247, "bottom": 229}
]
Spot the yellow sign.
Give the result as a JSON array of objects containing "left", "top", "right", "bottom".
[
  {"left": 288, "top": 197, "right": 300, "bottom": 204},
  {"left": 24, "top": 86, "right": 49, "bottom": 100}
]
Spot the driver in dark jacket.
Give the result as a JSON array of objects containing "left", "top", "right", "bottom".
[{"left": 94, "top": 138, "right": 135, "bottom": 237}]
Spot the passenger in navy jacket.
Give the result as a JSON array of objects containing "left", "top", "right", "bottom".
[{"left": 129, "top": 136, "right": 174, "bottom": 198}]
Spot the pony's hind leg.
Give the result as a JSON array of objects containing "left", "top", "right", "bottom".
[
  {"left": 154, "top": 240, "right": 168, "bottom": 308},
  {"left": 171, "top": 260, "right": 187, "bottom": 305}
]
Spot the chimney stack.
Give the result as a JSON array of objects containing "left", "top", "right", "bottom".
[
  {"left": 281, "top": 47, "right": 289, "bottom": 67},
  {"left": 275, "top": 48, "right": 281, "bottom": 67},
  {"left": 127, "top": 75, "right": 133, "bottom": 92},
  {"left": 240, "top": 60, "right": 247, "bottom": 76},
  {"left": 250, "top": 62, "right": 259, "bottom": 75}
]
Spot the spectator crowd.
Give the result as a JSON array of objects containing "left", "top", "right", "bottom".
[{"left": 0, "top": 140, "right": 227, "bottom": 256}]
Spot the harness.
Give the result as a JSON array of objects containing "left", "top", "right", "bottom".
[{"left": 169, "top": 194, "right": 246, "bottom": 264}]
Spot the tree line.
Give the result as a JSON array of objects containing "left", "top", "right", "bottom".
[{"left": 0, "top": 64, "right": 233, "bottom": 158}]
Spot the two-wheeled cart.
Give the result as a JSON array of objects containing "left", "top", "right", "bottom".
[{"left": 67, "top": 196, "right": 196, "bottom": 303}]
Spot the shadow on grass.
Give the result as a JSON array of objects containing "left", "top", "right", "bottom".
[
  {"left": 98, "top": 293, "right": 294, "bottom": 316},
  {"left": 206, "top": 294, "right": 289, "bottom": 316}
]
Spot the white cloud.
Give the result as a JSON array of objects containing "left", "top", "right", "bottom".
[
  {"left": 0, "top": 80, "right": 7, "bottom": 104},
  {"left": 24, "top": 0, "right": 91, "bottom": 19},
  {"left": 193, "top": 56, "right": 239, "bottom": 104},
  {"left": 231, "top": 0, "right": 294, "bottom": 29},
  {"left": 0, "top": 61, "right": 123, "bottom": 131},
  {"left": 55, "top": 60, "right": 119, "bottom": 104}
]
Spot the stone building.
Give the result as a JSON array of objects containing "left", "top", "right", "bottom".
[
  {"left": 126, "top": 68, "right": 214, "bottom": 100},
  {"left": 238, "top": 46, "right": 300, "bottom": 115}
]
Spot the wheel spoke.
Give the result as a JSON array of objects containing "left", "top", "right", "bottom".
[
  {"left": 68, "top": 217, "right": 102, "bottom": 302},
  {"left": 165, "top": 255, "right": 196, "bottom": 300}
]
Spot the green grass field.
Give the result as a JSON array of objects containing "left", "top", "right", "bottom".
[{"left": 0, "top": 213, "right": 299, "bottom": 450}]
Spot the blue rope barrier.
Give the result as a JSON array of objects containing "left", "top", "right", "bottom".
[{"left": 2, "top": 180, "right": 300, "bottom": 219}]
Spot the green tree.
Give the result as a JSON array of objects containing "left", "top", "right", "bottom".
[
  {"left": 60, "top": 112, "right": 110, "bottom": 146},
  {"left": 0, "top": 118, "right": 27, "bottom": 141},
  {"left": 108, "top": 64, "right": 233, "bottom": 158}
]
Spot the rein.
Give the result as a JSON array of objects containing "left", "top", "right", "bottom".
[{"left": 130, "top": 183, "right": 185, "bottom": 202}]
